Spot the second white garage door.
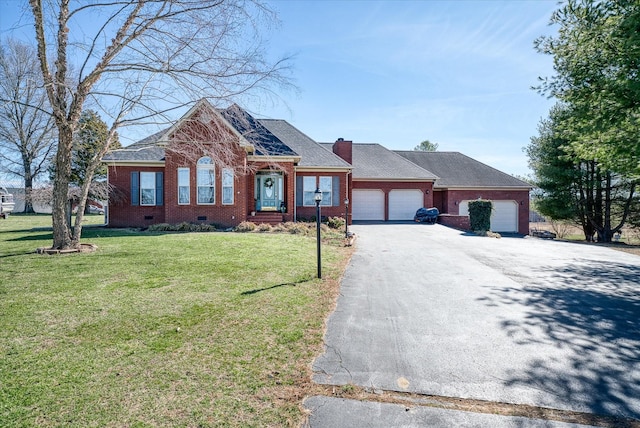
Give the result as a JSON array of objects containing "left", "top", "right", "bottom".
[
  {"left": 459, "top": 200, "right": 518, "bottom": 232},
  {"left": 352, "top": 189, "right": 385, "bottom": 221},
  {"left": 388, "top": 189, "right": 423, "bottom": 220}
]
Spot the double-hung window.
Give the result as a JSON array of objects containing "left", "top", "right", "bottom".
[
  {"left": 177, "top": 168, "right": 190, "bottom": 205},
  {"left": 140, "top": 172, "right": 156, "bottom": 206},
  {"left": 222, "top": 168, "right": 234, "bottom": 205},
  {"left": 303, "top": 176, "right": 317, "bottom": 206},
  {"left": 319, "top": 176, "right": 332, "bottom": 206},
  {"left": 197, "top": 157, "right": 215, "bottom": 204}
]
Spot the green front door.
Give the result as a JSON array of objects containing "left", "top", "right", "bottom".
[{"left": 258, "top": 174, "right": 282, "bottom": 211}]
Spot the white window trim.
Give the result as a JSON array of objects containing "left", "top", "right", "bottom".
[
  {"left": 222, "top": 168, "right": 234, "bottom": 205},
  {"left": 197, "top": 157, "right": 215, "bottom": 205},
  {"left": 140, "top": 172, "right": 156, "bottom": 206},
  {"left": 319, "top": 176, "right": 332, "bottom": 207},
  {"left": 303, "top": 176, "right": 317, "bottom": 207},
  {"left": 177, "top": 167, "right": 190, "bottom": 205}
]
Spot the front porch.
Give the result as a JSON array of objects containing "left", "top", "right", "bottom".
[
  {"left": 250, "top": 168, "right": 294, "bottom": 224},
  {"left": 249, "top": 211, "right": 288, "bottom": 225}
]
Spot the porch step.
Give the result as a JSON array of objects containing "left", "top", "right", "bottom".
[{"left": 250, "top": 212, "right": 285, "bottom": 225}]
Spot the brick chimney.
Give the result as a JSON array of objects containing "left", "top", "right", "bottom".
[{"left": 332, "top": 137, "right": 352, "bottom": 165}]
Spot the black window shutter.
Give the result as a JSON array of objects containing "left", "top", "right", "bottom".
[
  {"left": 296, "top": 176, "right": 303, "bottom": 206},
  {"left": 155, "top": 172, "right": 164, "bottom": 206},
  {"left": 332, "top": 176, "right": 340, "bottom": 206},
  {"left": 131, "top": 172, "right": 139, "bottom": 206}
]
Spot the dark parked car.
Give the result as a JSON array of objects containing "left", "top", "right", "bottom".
[{"left": 414, "top": 207, "right": 439, "bottom": 224}]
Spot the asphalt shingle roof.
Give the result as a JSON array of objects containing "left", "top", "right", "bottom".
[
  {"left": 396, "top": 151, "right": 530, "bottom": 188},
  {"left": 318, "top": 143, "right": 437, "bottom": 180},
  {"left": 102, "top": 129, "right": 167, "bottom": 162},
  {"left": 219, "top": 106, "right": 297, "bottom": 157},
  {"left": 259, "top": 120, "right": 350, "bottom": 168}
]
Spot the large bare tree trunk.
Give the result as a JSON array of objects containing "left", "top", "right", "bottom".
[
  {"left": 25, "top": 0, "right": 292, "bottom": 250},
  {"left": 51, "top": 125, "right": 74, "bottom": 249},
  {"left": 23, "top": 173, "right": 34, "bottom": 214}
]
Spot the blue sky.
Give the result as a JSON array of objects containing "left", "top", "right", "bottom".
[
  {"left": 1, "top": 0, "right": 560, "bottom": 177},
  {"left": 264, "top": 0, "right": 559, "bottom": 177}
]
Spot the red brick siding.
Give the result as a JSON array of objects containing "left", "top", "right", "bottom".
[
  {"left": 432, "top": 190, "right": 444, "bottom": 211},
  {"left": 353, "top": 180, "right": 434, "bottom": 221},
  {"left": 332, "top": 139, "right": 353, "bottom": 164},
  {"left": 441, "top": 189, "right": 530, "bottom": 234},
  {"left": 296, "top": 171, "right": 350, "bottom": 220},
  {"left": 438, "top": 214, "right": 470, "bottom": 231},
  {"left": 107, "top": 165, "right": 166, "bottom": 227},
  {"left": 163, "top": 150, "right": 249, "bottom": 228}
]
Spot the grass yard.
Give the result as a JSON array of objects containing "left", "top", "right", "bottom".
[
  {"left": 0, "top": 214, "right": 352, "bottom": 427},
  {"left": 530, "top": 221, "right": 640, "bottom": 256}
]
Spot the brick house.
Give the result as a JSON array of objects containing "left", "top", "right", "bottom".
[
  {"left": 396, "top": 150, "right": 531, "bottom": 234},
  {"left": 104, "top": 100, "right": 352, "bottom": 229},
  {"left": 104, "top": 99, "right": 531, "bottom": 234}
]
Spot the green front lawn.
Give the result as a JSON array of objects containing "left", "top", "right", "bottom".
[{"left": 0, "top": 215, "right": 350, "bottom": 427}]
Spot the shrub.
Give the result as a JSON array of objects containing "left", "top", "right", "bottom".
[
  {"left": 146, "top": 222, "right": 216, "bottom": 232},
  {"left": 468, "top": 200, "right": 492, "bottom": 232},
  {"left": 257, "top": 223, "right": 273, "bottom": 232},
  {"left": 235, "top": 221, "right": 257, "bottom": 232},
  {"left": 177, "top": 222, "right": 193, "bottom": 231},
  {"left": 285, "top": 222, "right": 309, "bottom": 235},
  {"left": 548, "top": 219, "right": 573, "bottom": 239},
  {"left": 272, "top": 224, "right": 287, "bottom": 233},
  {"left": 193, "top": 223, "right": 217, "bottom": 232},
  {"left": 326, "top": 216, "right": 345, "bottom": 230},
  {"left": 147, "top": 223, "right": 172, "bottom": 232}
]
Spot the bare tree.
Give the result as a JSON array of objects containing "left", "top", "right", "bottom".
[
  {"left": 0, "top": 38, "right": 57, "bottom": 213},
  {"left": 24, "top": 0, "right": 292, "bottom": 250}
]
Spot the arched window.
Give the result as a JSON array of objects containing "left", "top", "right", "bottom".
[{"left": 197, "top": 157, "right": 215, "bottom": 204}]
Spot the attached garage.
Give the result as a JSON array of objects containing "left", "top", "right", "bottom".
[
  {"left": 388, "top": 189, "right": 423, "bottom": 220},
  {"left": 459, "top": 200, "right": 518, "bottom": 232},
  {"left": 352, "top": 189, "right": 385, "bottom": 221}
]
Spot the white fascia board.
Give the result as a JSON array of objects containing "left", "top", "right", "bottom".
[
  {"left": 440, "top": 186, "right": 532, "bottom": 191},
  {"left": 104, "top": 160, "right": 165, "bottom": 167},
  {"left": 353, "top": 178, "right": 436, "bottom": 183},
  {"left": 295, "top": 166, "right": 352, "bottom": 173},
  {"left": 247, "top": 155, "right": 301, "bottom": 163}
]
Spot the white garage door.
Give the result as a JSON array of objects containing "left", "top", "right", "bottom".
[
  {"left": 459, "top": 200, "right": 518, "bottom": 232},
  {"left": 388, "top": 189, "right": 423, "bottom": 220},
  {"left": 352, "top": 189, "right": 385, "bottom": 221}
]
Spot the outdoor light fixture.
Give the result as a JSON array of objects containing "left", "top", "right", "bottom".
[
  {"left": 314, "top": 188, "right": 323, "bottom": 279},
  {"left": 344, "top": 198, "right": 349, "bottom": 238}
]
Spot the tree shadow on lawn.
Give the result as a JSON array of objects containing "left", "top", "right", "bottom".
[
  {"left": 240, "top": 279, "right": 315, "bottom": 296},
  {"left": 478, "top": 260, "right": 640, "bottom": 420}
]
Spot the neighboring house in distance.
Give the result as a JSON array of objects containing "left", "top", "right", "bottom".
[
  {"left": 396, "top": 151, "right": 531, "bottom": 234},
  {"left": 0, "top": 180, "right": 53, "bottom": 214},
  {"left": 103, "top": 99, "right": 530, "bottom": 234}
]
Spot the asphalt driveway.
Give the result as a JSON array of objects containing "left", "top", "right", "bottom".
[{"left": 310, "top": 223, "right": 640, "bottom": 420}]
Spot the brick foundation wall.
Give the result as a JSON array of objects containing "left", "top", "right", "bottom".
[{"left": 438, "top": 214, "right": 470, "bottom": 231}]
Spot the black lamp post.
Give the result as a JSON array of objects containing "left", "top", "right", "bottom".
[
  {"left": 344, "top": 197, "right": 349, "bottom": 238},
  {"left": 314, "top": 188, "right": 323, "bottom": 278}
]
